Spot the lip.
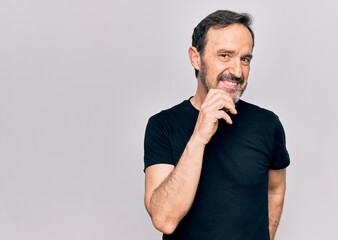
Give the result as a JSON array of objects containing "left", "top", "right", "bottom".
[{"left": 219, "top": 79, "right": 240, "bottom": 90}]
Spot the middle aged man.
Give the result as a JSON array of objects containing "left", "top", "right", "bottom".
[{"left": 144, "top": 10, "right": 290, "bottom": 240}]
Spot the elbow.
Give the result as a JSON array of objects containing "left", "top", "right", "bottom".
[
  {"left": 151, "top": 215, "right": 179, "bottom": 235},
  {"left": 145, "top": 196, "right": 186, "bottom": 235}
]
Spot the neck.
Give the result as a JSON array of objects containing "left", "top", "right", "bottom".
[{"left": 190, "top": 83, "right": 207, "bottom": 110}]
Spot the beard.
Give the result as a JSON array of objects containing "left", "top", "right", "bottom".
[{"left": 199, "top": 60, "right": 246, "bottom": 103}]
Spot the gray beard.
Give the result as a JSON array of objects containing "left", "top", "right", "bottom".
[{"left": 199, "top": 65, "right": 244, "bottom": 103}]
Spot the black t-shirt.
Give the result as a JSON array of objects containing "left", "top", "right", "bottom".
[{"left": 144, "top": 99, "right": 290, "bottom": 240}]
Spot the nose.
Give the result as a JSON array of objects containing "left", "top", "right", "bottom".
[{"left": 228, "top": 58, "right": 242, "bottom": 78}]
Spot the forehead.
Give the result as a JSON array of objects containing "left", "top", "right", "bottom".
[{"left": 205, "top": 24, "right": 253, "bottom": 53}]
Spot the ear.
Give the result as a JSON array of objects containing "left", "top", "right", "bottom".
[{"left": 188, "top": 46, "right": 201, "bottom": 71}]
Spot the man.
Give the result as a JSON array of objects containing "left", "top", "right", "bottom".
[{"left": 143, "top": 10, "right": 290, "bottom": 240}]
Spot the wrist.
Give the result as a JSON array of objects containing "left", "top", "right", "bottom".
[{"left": 189, "top": 133, "right": 208, "bottom": 148}]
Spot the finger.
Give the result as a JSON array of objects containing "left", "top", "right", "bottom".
[
  {"left": 205, "top": 93, "right": 236, "bottom": 114},
  {"left": 226, "top": 105, "right": 237, "bottom": 115},
  {"left": 203, "top": 90, "right": 231, "bottom": 107},
  {"left": 215, "top": 109, "right": 233, "bottom": 125},
  {"left": 213, "top": 92, "right": 237, "bottom": 115},
  {"left": 204, "top": 89, "right": 225, "bottom": 102}
]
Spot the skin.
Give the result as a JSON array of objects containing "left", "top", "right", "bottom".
[
  {"left": 268, "top": 169, "right": 287, "bottom": 240},
  {"left": 144, "top": 23, "right": 287, "bottom": 238}
]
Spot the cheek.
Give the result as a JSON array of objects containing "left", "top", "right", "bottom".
[
  {"left": 210, "top": 65, "right": 226, "bottom": 78},
  {"left": 243, "top": 66, "right": 250, "bottom": 78}
]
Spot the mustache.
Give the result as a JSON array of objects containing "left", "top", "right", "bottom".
[{"left": 217, "top": 73, "right": 244, "bottom": 84}]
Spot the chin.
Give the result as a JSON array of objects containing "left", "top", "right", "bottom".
[
  {"left": 234, "top": 95, "right": 241, "bottom": 103},
  {"left": 223, "top": 88, "right": 243, "bottom": 103}
]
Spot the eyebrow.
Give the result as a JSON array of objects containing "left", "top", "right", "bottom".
[
  {"left": 216, "top": 50, "right": 253, "bottom": 59},
  {"left": 243, "top": 54, "right": 253, "bottom": 59},
  {"left": 217, "top": 50, "right": 235, "bottom": 55}
]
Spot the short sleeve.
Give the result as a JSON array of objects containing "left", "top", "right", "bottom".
[
  {"left": 270, "top": 116, "right": 290, "bottom": 170},
  {"left": 143, "top": 115, "right": 174, "bottom": 171}
]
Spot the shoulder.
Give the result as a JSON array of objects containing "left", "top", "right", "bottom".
[
  {"left": 145, "top": 98, "right": 198, "bottom": 142},
  {"left": 237, "top": 100, "right": 279, "bottom": 121},
  {"left": 148, "top": 99, "right": 196, "bottom": 125}
]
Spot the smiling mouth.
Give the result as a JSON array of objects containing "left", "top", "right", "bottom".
[
  {"left": 220, "top": 79, "right": 240, "bottom": 90},
  {"left": 217, "top": 73, "right": 244, "bottom": 90}
]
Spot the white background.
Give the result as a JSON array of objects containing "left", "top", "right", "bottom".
[{"left": 1, "top": 0, "right": 338, "bottom": 239}]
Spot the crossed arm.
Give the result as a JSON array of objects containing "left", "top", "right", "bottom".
[
  {"left": 144, "top": 90, "right": 237, "bottom": 234},
  {"left": 146, "top": 164, "right": 288, "bottom": 237},
  {"left": 144, "top": 90, "right": 288, "bottom": 237},
  {"left": 144, "top": 136, "right": 205, "bottom": 234},
  {"left": 268, "top": 168, "right": 287, "bottom": 240}
]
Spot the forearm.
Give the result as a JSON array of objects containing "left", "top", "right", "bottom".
[
  {"left": 148, "top": 135, "right": 205, "bottom": 233},
  {"left": 268, "top": 192, "right": 285, "bottom": 240},
  {"left": 146, "top": 91, "right": 237, "bottom": 234}
]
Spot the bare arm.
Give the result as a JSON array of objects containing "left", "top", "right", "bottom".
[
  {"left": 144, "top": 137, "right": 205, "bottom": 234},
  {"left": 144, "top": 90, "right": 236, "bottom": 234},
  {"left": 268, "top": 168, "right": 287, "bottom": 240}
]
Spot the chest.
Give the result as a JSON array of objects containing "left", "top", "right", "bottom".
[{"left": 170, "top": 117, "right": 275, "bottom": 188}]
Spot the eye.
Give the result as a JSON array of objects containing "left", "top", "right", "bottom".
[
  {"left": 241, "top": 57, "right": 252, "bottom": 65},
  {"left": 219, "top": 53, "right": 231, "bottom": 61}
]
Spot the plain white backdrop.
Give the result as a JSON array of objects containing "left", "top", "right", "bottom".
[{"left": 1, "top": 0, "right": 338, "bottom": 239}]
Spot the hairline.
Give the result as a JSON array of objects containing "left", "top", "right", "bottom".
[{"left": 199, "top": 23, "right": 254, "bottom": 57}]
